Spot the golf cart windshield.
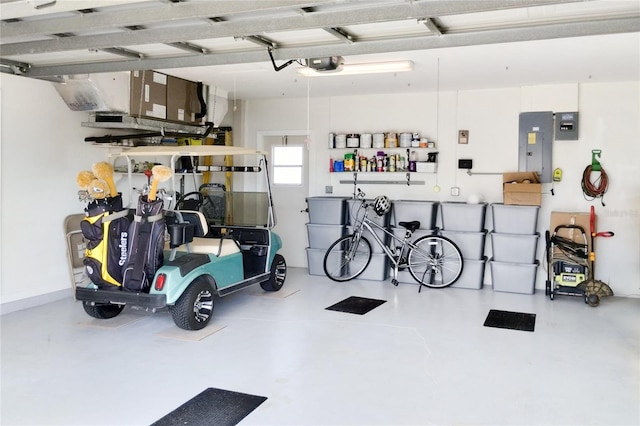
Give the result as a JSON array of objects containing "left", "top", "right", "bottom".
[{"left": 200, "top": 190, "right": 271, "bottom": 228}]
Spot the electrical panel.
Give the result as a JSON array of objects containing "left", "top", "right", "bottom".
[
  {"left": 518, "top": 111, "right": 554, "bottom": 183},
  {"left": 555, "top": 111, "right": 579, "bottom": 140}
]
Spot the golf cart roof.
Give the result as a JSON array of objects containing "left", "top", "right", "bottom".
[{"left": 107, "top": 145, "right": 267, "bottom": 158}]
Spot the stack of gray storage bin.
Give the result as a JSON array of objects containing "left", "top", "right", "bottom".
[
  {"left": 489, "top": 203, "right": 540, "bottom": 294},
  {"left": 439, "top": 202, "right": 488, "bottom": 289},
  {"left": 393, "top": 200, "right": 438, "bottom": 284},
  {"left": 305, "top": 197, "right": 349, "bottom": 276},
  {"left": 345, "top": 198, "right": 392, "bottom": 280}
]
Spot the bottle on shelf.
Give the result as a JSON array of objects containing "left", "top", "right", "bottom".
[{"left": 409, "top": 150, "right": 418, "bottom": 172}]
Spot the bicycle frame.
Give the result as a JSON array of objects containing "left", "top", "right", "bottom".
[{"left": 352, "top": 205, "right": 420, "bottom": 281}]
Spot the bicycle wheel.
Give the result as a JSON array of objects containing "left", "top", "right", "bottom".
[
  {"left": 407, "top": 235, "right": 463, "bottom": 288},
  {"left": 323, "top": 234, "right": 372, "bottom": 282}
]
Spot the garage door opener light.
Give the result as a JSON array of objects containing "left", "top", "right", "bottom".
[{"left": 297, "top": 60, "right": 413, "bottom": 77}]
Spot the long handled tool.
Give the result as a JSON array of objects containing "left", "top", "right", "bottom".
[{"left": 578, "top": 206, "right": 614, "bottom": 306}]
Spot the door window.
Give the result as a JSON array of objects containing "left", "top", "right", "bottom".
[{"left": 272, "top": 145, "right": 303, "bottom": 185}]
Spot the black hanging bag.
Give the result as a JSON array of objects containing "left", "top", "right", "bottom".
[
  {"left": 80, "top": 194, "right": 130, "bottom": 289},
  {"left": 122, "top": 195, "right": 166, "bottom": 292}
]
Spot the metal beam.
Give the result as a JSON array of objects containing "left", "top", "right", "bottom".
[
  {"left": 420, "top": 18, "right": 443, "bottom": 36},
  {"left": 0, "top": 0, "right": 340, "bottom": 37},
  {"left": 324, "top": 27, "right": 355, "bottom": 43},
  {"left": 99, "top": 47, "right": 144, "bottom": 59},
  {"left": 20, "top": 16, "right": 640, "bottom": 78},
  {"left": 0, "top": 0, "right": 589, "bottom": 56},
  {"left": 166, "top": 41, "right": 208, "bottom": 54}
]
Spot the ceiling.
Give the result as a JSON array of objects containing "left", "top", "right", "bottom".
[{"left": 1, "top": 0, "right": 639, "bottom": 99}]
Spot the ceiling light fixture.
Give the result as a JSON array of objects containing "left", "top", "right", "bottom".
[{"left": 297, "top": 60, "right": 413, "bottom": 77}]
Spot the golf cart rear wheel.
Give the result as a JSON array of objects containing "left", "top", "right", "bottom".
[
  {"left": 261, "top": 254, "right": 286, "bottom": 291},
  {"left": 171, "top": 279, "right": 214, "bottom": 330},
  {"left": 83, "top": 302, "right": 124, "bottom": 319}
]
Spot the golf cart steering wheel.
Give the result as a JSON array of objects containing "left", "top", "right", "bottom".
[{"left": 175, "top": 191, "right": 204, "bottom": 210}]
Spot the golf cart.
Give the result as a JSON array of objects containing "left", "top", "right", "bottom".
[{"left": 73, "top": 145, "right": 286, "bottom": 330}]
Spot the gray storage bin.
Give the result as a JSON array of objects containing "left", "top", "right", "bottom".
[
  {"left": 391, "top": 200, "right": 438, "bottom": 229},
  {"left": 440, "top": 202, "right": 487, "bottom": 232},
  {"left": 306, "top": 196, "right": 349, "bottom": 225},
  {"left": 490, "top": 259, "right": 538, "bottom": 294},
  {"left": 439, "top": 230, "right": 487, "bottom": 260},
  {"left": 450, "top": 257, "right": 487, "bottom": 290},
  {"left": 347, "top": 198, "right": 390, "bottom": 227},
  {"left": 358, "top": 253, "right": 389, "bottom": 281},
  {"left": 306, "top": 247, "right": 327, "bottom": 276},
  {"left": 490, "top": 232, "right": 539, "bottom": 263},
  {"left": 347, "top": 225, "right": 388, "bottom": 254},
  {"left": 307, "top": 223, "right": 344, "bottom": 249},
  {"left": 491, "top": 203, "right": 540, "bottom": 234}
]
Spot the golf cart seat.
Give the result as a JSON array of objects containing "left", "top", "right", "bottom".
[{"left": 166, "top": 210, "right": 240, "bottom": 258}]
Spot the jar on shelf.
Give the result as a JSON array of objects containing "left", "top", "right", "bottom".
[{"left": 346, "top": 134, "right": 360, "bottom": 148}]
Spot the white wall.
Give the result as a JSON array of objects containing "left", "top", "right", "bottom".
[
  {"left": 244, "top": 81, "right": 640, "bottom": 296},
  {"left": 1, "top": 74, "right": 638, "bottom": 308},
  {"left": 0, "top": 74, "right": 106, "bottom": 306}
]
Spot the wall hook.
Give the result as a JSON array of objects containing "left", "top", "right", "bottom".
[{"left": 591, "top": 149, "right": 602, "bottom": 172}]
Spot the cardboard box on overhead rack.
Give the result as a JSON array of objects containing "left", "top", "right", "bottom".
[
  {"left": 130, "top": 70, "right": 167, "bottom": 120},
  {"left": 167, "top": 76, "right": 201, "bottom": 124},
  {"left": 503, "top": 172, "right": 542, "bottom": 206}
]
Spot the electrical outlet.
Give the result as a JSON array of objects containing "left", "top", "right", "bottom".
[
  {"left": 451, "top": 187, "right": 460, "bottom": 196},
  {"left": 325, "top": 185, "right": 333, "bottom": 194}
]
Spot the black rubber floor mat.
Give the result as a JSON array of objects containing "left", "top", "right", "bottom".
[
  {"left": 151, "top": 388, "right": 267, "bottom": 426},
  {"left": 484, "top": 309, "right": 536, "bottom": 332},
  {"left": 326, "top": 296, "right": 387, "bottom": 315}
]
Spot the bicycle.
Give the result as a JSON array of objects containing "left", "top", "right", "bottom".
[{"left": 322, "top": 190, "right": 464, "bottom": 291}]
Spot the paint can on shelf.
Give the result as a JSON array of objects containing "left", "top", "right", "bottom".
[
  {"left": 373, "top": 133, "right": 385, "bottom": 148},
  {"left": 360, "top": 133, "right": 372, "bottom": 148}
]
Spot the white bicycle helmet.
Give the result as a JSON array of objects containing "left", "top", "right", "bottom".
[{"left": 373, "top": 195, "right": 391, "bottom": 216}]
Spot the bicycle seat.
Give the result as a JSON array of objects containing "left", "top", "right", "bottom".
[{"left": 398, "top": 221, "right": 421, "bottom": 232}]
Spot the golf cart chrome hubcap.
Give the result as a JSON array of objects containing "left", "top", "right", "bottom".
[
  {"left": 193, "top": 290, "right": 213, "bottom": 322},
  {"left": 275, "top": 261, "right": 286, "bottom": 284}
]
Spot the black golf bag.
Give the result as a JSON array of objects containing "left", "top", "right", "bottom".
[
  {"left": 80, "top": 194, "right": 130, "bottom": 289},
  {"left": 121, "top": 196, "right": 166, "bottom": 292}
]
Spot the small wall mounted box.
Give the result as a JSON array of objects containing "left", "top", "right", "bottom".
[
  {"left": 555, "top": 112, "right": 579, "bottom": 140},
  {"left": 458, "top": 159, "right": 473, "bottom": 169}
]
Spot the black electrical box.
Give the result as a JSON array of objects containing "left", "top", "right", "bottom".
[{"left": 458, "top": 159, "right": 473, "bottom": 169}]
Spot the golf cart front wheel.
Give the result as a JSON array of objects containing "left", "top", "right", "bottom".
[
  {"left": 171, "top": 279, "right": 214, "bottom": 330},
  {"left": 261, "top": 254, "right": 286, "bottom": 291},
  {"left": 83, "top": 302, "right": 124, "bottom": 319}
]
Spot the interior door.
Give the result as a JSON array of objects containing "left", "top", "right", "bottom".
[{"left": 263, "top": 135, "right": 309, "bottom": 268}]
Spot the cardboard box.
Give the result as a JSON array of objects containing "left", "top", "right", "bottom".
[
  {"left": 549, "top": 211, "right": 594, "bottom": 253},
  {"left": 503, "top": 172, "right": 542, "bottom": 206},
  {"left": 130, "top": 70, "right": 167, "bottom": 120},
  {"left": 167, "top": 76, "right": 201, "bottom": 124}
]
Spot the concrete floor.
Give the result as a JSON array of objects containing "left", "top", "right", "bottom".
[{"left": 1, "top": 267, "right": 639, "bottom": 426}]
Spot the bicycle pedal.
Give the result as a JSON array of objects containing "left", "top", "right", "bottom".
[{"left": 391, "top": 279, "right": 399, "bottom": 286}]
